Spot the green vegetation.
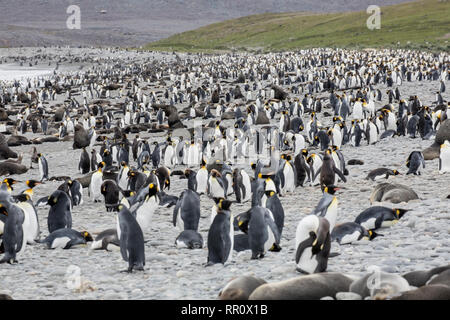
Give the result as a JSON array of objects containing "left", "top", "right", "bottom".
[{"left": 145, "top": 0, "right": 450, "bottom": 52}]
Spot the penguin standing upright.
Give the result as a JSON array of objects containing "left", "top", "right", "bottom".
[
  {"left": 0, "top": 197, "right": 25, "bottom": 264},
  {"left": 134, "top": 183, "right": 159, "bottom": 231},
  {"left": 318, "top": 150, "right": 347, "bottom": 190},
  {"left": 439, "top": 140, "right": 450, "bottom": 174},
  {"left": 117, "top": 161, "right": 130, "bottom": 190},
  {"left": 247, "top": 206, "right": 281, "bottom": 259},
  {"left": 173, "top": 189, "right": 200, "bottom": 232},
  {"left": 15, "top": 194, "right": 39, "bottom": 244},
  {"left": 196, "top": 158, "right": 209, "bottom": 194},
  {"left": 207, "top": 199, "right": 234, "bottom": 266},
  {"left": 78, "top": 147, "right": 90, "bottom": 174},
  {"left": 295, "top": 215, "right": 331, "bottom": 274},
  {"left": 262, "top": 190, "right": 284, "bottom": 236},
  {"left": 294, "top": 149, "right": 311, "bottom": 187},
  {"left": 89, "top": 162, "right": 105, "bottom": 202},
  {"left": 117, "top": 205, "right": 145, "bottom": 272},
  {"left": 100, "top": 180, "right": 121, "bottom": 212},
  {"left": 310, "top": 186, "right": 339, "bottom": 231},
  {"left": 279, "top": 154, "right": 296, "bottom": 193},
  {"left": 37, "top": 153, "right": 49, "bottom": 181},
  {"left": 406, "top": 151, "right": 425, "bottom": 175},
  {"left": 208, "top": 169, "right": 226, "bottom": 199},
  {"left": 47, "top": 190, "right": 72, "bottom": 233},
  {"left": 68, "top": 179, "right": 83, "bottom": 206}
]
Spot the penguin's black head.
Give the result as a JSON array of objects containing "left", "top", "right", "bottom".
[
  {"left": 3, "top": 178, "right": 19, "bottom": 187},
  {"left": 47, "top": 194, "right": 58, "bottom": 206},
  {"left": 250, "top": 162, "right": 256, "bottom": 170},
  {"left": 323, "top": 185, "right": 340, "bottom": 195},
  {"left": 98, "top": 161, "right": 106, "bottom": 169},
  {"left": 218, "top": 199, "right": 233, "bottom": 211},
  {"left": 26, "top": 179, "right": 41, "bottom": 189},
  {"left": 16, "top": 194, "right": 30, "bottom": 202},
  {"left": 393, "top": 170, "right": 400, "bottom": 175},
  {"left": 301, "top": 149, "right": 308, "bottom": 156},
  {"left": 120, "top": 161, "right": 127, "bottom": 167},
  {"left": 122, "top": 190, "right": 135, "bottom": 198},
  {"left": 184, "top": 168, "right": 193, "bottom": 178},
  {"left": 394, "top": 208, "right": 408, "bottom": 219},
  {"left": 368, "top": 230, "right": 382, "bottom": 241},
  {"left": 81, "top": 231, "right": 93, "bottom": 242},
  {"left": 147, "top": 183, "right": 158, "bottom": 198},
  {"left": 0, "top": 204, "right": 8, "bottom": 216},
  {"left": 264, "top": 190, "right": 276, "bottom": 198}
]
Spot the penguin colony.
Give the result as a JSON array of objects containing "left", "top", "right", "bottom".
[{"left": 0, "top": 46, "right": 449, "bottom": 300}]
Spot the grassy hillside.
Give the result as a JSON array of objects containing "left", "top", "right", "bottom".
[{"left": 145, "top": 0, "right": 450, "bottom": 52}]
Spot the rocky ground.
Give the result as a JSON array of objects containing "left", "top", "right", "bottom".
[{"left": 0, "top": 47, "right": 449, "bottom": 300}]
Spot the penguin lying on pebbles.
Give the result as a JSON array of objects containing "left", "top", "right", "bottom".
[
  {"left": 354, "top": 206, "right": 409, "bottom": 230},
  {"left": 406, "top": 151, "right": 425, "bottom": 175},
  {"left": 366, "top": 168, "right": 400, "bottom": 181},
  {"left": 90, "top": 229, "right": 120, "bottom": 251},
  {"left": 331, "top": 222, "right": 380, "bottom": 245},
  {"left": 39, "top": 228, "right": 93, "bottom": 249}
]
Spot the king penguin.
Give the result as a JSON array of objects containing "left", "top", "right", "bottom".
[
  {"left": 37, "top": 153, "right": 49, "bottom": 181},
  {"left": 117, "top": 205, "right": 145, "bottom": 272},
  {"left": 310, "top": 186, "right": 340, "bottom": 232},
  {"left": 331, "top": 222, "right": 380, "bottom": 245},
  {"left": 78, "top": 147, "right": 90, "bottom": 174},
  {"left": 15, "top": 194, "right": 39, "bottom": 244},
  {"left": 133, "top": 183, "right": 159, "bottom": 231},
  {"left": 247, "top": 206, "right": 281, "bottom": 259},
  {"left": 196, "top": 157, "right": 209, "bottom": 194},
  {"left": 406, "top": 151, "right": 425, "bottom": 175},
  {"left": 47, "top": 190, "right": 72, "bottom": 233},
  {"left": 0, "top": 197, "right": 25, "bottom": 264},
  {"left": 439, "top": 140, "right": 450, "bottom": 174},
  {"left": 89, "top": 161, "right": 105, "bottom": 202},
  {"left": 207, "top": 199, "right": 234, "bottom": 266},
  {"left": 295, "top": 215, "right": 331, "bottom": 274},
  {"left": 173, "top": 188, "right": 201, "bottom": 232},
  {"left": 355, "top": 206, "right": 409, "bottom": 230}
]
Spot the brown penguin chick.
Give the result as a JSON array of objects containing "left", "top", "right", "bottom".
[{"left": 319, "top": 149, "right": 346, "bottom": 191}]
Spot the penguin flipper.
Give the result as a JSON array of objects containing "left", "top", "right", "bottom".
[
  {"left": 334, "top": 167, "right": 347, "bottom": 183},
  {"left": 295, "top": 237, "right": 313, "bottom": 264},
  {"left": 119, "top": 232, "right": 129, "bottom": 262},
  {"left": 312, "top": 167, "right": 321, "bottom": 183},
  {"left": 264, "top": 210, "right": 281, "bottom": 245},
  {"left": 172, "top": 196, "right": 182, "bottom": 227}
]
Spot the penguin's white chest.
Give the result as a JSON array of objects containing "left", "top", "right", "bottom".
[
  {"left": 339, "top": 231, "right": 361, "bottom": 245},
  {"left": 283, "top": 163, "right": 295, "bottom": 192},
  {"left": 196, "top": 169, "right": 208, "bottom": 194},
  {"left": 226, "top": 214, "right": 234, "bottom": 263},
  {"left": 209, "top": 178, "right": 225, "bottom": 198},
  {"left": 439, "top": 146, "right": 450, "bottom": 173},
  {"left": 136, "top": 197, "right": 158, "bottom": 231},
  {"left": 324, "top": 198, "right": 338, "bottom": 231},
  {"left": 297, "top": 247, "right": 318, "bottom": 274},
  {"left": 51, "top": 236, "right": 71, "bottom": 249},
  {"left": 164, "top": 147, "right": 174, "bottom": 166}
]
